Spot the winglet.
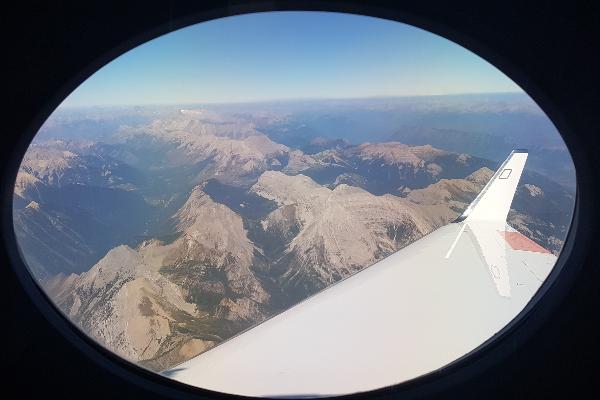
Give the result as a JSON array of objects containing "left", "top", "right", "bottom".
[{"left": 455, "top": 150, "right": 528, "bottom": 224}]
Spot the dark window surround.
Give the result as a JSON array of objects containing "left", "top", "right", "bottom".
[{"left": 1, "top": 1, "right": 597, "bottom": 399}]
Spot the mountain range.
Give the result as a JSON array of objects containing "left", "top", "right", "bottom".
[{"left": 13, "top": 99, "right": 575, "bottom": 371}]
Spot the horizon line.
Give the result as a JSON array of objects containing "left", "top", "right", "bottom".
[{"left": 58, "top": 90, "right": 526, "bottom": 109}]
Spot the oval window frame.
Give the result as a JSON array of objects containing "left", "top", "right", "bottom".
[{"left": 1, "top": 4, "right": 583, "bottom": 400}]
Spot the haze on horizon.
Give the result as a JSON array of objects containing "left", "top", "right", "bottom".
[{"left": 60, "top": 11, "right": 522, "bottom": 108}]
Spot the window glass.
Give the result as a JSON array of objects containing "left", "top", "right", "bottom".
[{"left": 13, "top": 11, "right": 575, "bottom": 397}]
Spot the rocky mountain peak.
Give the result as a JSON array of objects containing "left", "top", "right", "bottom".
[
  {"left": 249, "top": 171, "right": 454, "bottom": 298},
  {"left": 351, "top": 142, "right": 422, "bottom": 166},
  {"left": 25, "top": 201, "right": 40, "bottom": 211},
  {"left": 523, "top": 183, "right": 544, "bottom": 197},
  {"left": 14, "top": 171, "right": 43, "bottom": 199},
  {"left": 173, "top": 186, "right": 255, "bottom": 267},
  {"left": 252, "top": 171, "right": 329, "bottom": 204},
  {"left": 466, "top": 167, "right": 494, "bottom": 185}
]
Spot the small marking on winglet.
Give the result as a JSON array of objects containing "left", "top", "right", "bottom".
[{"left": 499, "top": 168, "right": 512, "bottom": 179}]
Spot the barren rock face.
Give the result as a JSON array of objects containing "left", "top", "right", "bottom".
[
  {"left": 347, "top": 142, "right": 446, "bottom": 167},
  {"left": 46, "top": 186, "right": 270, "bottom": 368},
  {"left": 19, "top": 141, "right": 143, "bottom": 189},
  {"left": 48, "top": 245, "right": 198, "bottom": 362},
  {"left": 523, "top": 183, "right": 544, "bottom": 197},
  {"left": 249, "top": 171, "right": 488, "bottom": 299},
  {"left": 117, "top": 113, "right": 289, "bottom": 185}
]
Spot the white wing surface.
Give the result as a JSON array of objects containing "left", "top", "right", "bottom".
[
  {"left": 165, "top": 150, "right": 557, "bottom": 397},
  {"left": 451, "top": 149, "right": 530, "bottom": 297}
]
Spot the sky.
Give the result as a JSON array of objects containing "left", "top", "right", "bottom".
[{"left": 61, "top": 11, "right": 522, "bottom": 107}]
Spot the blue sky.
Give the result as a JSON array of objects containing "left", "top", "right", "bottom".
[{"left": 62, "top": 11, "right": 522, "bottom": 107}]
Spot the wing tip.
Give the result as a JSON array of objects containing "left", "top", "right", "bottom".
[
  {"left": 453, "top": 149, "right": 528, "bottom": 224},
  {"left": 511, "top": 148, "right": 529, "bottom": 154}
]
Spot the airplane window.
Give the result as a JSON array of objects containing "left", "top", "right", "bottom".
[{"left": 12, "top": 11, "right": 575, "bottom": 398}]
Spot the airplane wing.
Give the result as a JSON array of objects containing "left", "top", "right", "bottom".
[
  {"left": 450, "top": 149, "right": 532, "bottom": 297},
  {"left": 165, "top": 150, "right": 557, "bottom": 397}
]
